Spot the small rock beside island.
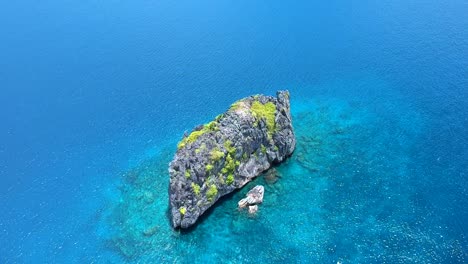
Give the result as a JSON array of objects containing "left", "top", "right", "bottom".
[{"left": 238, "top": 185, "right": 264, "bottom": 214}]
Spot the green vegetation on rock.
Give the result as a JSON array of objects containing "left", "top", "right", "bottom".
[
  {"left": 191, "top": 183, "right": 200, "bottom": 196},
  {"left": 177, "top": 130, "right": 204, "bottom": 149},
  {"left": 207, "top": 184, "right": 218, "bottom": 201},
  {"left": 179, "top": 207, "right": 186, "bottom": 215},
  {"left": 230, "top": 100, "right": 242, "bottom": 111},
  {"left": 177, "top": 121, "right": 219, "bottom": 150},
  {"left": 185, "top": 170, "right": 191, "bottom": 179},
  {"left": 210, "top": 148, "right": 225, "bottom": 161},
  {"left": 195, "top": 143, "right": 207, "bottom": 154},
  {"left": 221, "top": 153, "right": 236, "bottom": 176},
  {"left": 215, "top": 114, "right": 224, "bottom": 121},
  {"left": 177, "top": 141, "right": 186, "bottom": 149},
  {"left": 204, "top": 121, "right": 218, "bottom": 131},
  {"left": 250, "top": 101, "right": 276, "bottom": 136},
  {"left": 206, "top": 164, "right": 214, "bottom": 172},
  {"left": 261, "top": 144, "right": 267, "bottom": 154},
  {"left": 226, "top": 174, "right": 234, "bottom": 185},
  {"left": 223, "top": 140, "right": 236, "bottom": 156}
]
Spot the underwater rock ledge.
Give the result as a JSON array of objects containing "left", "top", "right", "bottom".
[{"left": 169, "top": 90, "right": 295, "bottom": 228}]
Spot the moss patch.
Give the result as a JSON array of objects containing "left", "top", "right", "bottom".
[
  {"left": 221, "top": 153, "right": 236, "bottom": 175},
  {"left": 226, "top": 174, "right": 234, "bottom": 185},
  {"left": 207, "top": 184, "right": 218, "bottom": 201},
  {"left": 215, "top": 114, "right": 224, "bottom": 121},
  {"left": 195, "top": 143, "right": 207, "bottom": 154},
  {"left": 177, "top": 122, "right": 219, "bottom": 150},
  {"left": 224, "top": 140, "right": 236, "bottom": 156},
  {"left": 230, "top": 100, "right": 242, "bottom": 111},
  {"left": 251, "top": 101, "right": 276, "bottom": 136},
  {"left": 205, "top": 164, "right": 214, "bottom": 172},
  {"left": 191, "top": 183, "right": 200, "bottom": 196},
  {"left": 184, "top": 130, "right": 205, "bottom": 146},
  {"left": 179, "top": 207, "right": 186, "bottom": 215},
  {"left": 210, "top": 148, "right": 225, "bottom": 161},
  {"left": 204, "top": 121, "right": 218, "bottom": 131},
  {"left": 261, "top": 144, "right": 267, "bottom": 154}
]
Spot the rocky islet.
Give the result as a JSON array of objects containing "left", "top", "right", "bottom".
[{"left": 169, "top": 91, "right": 296, "bottom": 228}]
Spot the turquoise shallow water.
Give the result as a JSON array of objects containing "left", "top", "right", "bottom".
[
  {"left": 94, "top": 76, "right": 465, "bottom": 263},
  {"left": 2, "top": 74, "right": 467, "bottom": 262},
  {"left": 1, "top": 0, "right": 467, "bottom": 262}
]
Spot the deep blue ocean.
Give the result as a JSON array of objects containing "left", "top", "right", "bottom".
[{"left": 1, "top": 0, "right": 467, "bottom": 263}]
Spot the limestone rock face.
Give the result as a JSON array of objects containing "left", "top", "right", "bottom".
[
  {"left": 169, "top": 91, "right": 295, "bottom": 228},
  {"left": 248, "top": 205, "right": 258, "bottom": 214},
  {"left": 239, "top": 185, "right": 265, "bottom": 209}
]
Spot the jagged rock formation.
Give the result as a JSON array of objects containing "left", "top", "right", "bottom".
[
  {"left": 238, "top": 185, "right": 265, "bottom": 215},
  {"left": 169, "top": 91, "right": 295, "bottom": 228}
]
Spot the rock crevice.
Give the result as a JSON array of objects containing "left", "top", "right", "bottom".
[{"left": 169, "top": 90, "right": 295, "bottom": 228}]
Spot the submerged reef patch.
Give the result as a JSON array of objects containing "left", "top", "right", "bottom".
[{"left": 104, "top": 94, "right": 463, "bottom": 263}]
